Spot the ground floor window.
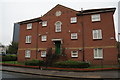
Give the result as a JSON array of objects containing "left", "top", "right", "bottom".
[
  {"left": 41, "top": 51, "right": 46, "bottom": 57},
  {"left": 25, "top": 50, "right": 31, "bottom": 58},
  {"left": 71, "top": 51, "right": 78, "bottom": 57},
  {"left": 94, "top": 48, "right": 103, "bottom": 59}
]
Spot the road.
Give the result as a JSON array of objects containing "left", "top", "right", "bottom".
[
  {"left": 2, "top": 71, "right": 120, "bottom": 80},
  {"left": 2, "top": 71, "right": 71, "bottom": 80}
]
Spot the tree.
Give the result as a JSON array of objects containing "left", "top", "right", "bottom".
[{"left": 7, "top": 42, "right": 18, "bottom": 54}]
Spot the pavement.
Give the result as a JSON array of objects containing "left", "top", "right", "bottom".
[{"left": 1, "top": 65, "right": 120, "bottom": 79}]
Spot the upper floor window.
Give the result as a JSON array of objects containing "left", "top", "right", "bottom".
[
  {"left": 91, "top": 14, "right": 101, "bottom": 22},
  {"left": 41, "top": 51, "right": 46, "bottom": 57},
  {"left": 41, "top": 35, "right": 47, "bottom": 41},
  {"left": 55, "top": 21, "right": 62, "bottom": 32},
  {"left": 25, "top": 50, "right": 31, "bottom": 58},
  {"left": 94, "top": 48, "right": 103, "bottom": 59},
  {"left": 42, "top": 21, "right": 47, "bottom": 27},
  {"left": 26, "top": 35, "right": 32, "bottom": 43},
  {"left": 27, "top": 23, "right": 32, "bottom": 29},
  {"left": 71, "top": 33, "right": 78, "bottom": 40},
  {"left": 92, "top": 29, "right": 102, "bottom": 39},
  {"left": 71, "top": 51, "right": 78, "bottom": 57},
  {"left": 71, "top": 17, "right": 77, "bottom": 23}
]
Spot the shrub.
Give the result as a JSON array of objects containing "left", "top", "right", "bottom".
[
  {"left": 24, "top": 60, "right": 45, "bottom": 66},
  {"left": 53, "top": 60, "right": 90, "bottom": 68},
  {"left": 2, "top": 55, "right": 17, "bottom": 61}
]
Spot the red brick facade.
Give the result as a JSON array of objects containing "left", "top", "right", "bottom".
[{"left": 18, "top": 4, "right": 118, "bottom": 65}]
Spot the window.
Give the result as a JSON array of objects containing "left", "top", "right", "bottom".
[
  {"left": 92, "top": 30, "right": 102, "bottom": 39},
  {"left": 71, "top": 33, "right": 78, "bottom": 39},
  {"left": 27, "top": 23, "right": 32, "bottom": 29},
  {"left": 42, "top": 21, "right": 47, "bottom": 27},
  {"left": 41, "top": 51, "right": 46, "bottom": 57},
  {"left": 91, "top": 14, "right": 101, "bottom": 22},
  {"left": 71, "top": 51, "right": 78, "bottom": 57},
  {"left": 55, "top": 11, "right": 62, "bottom": 16},
  {"left": 55, "top": 21, "right": 62, "bottom": 32},
  {"left": 94, "top": 48, "right": 103, "bottom": 59},
  {"left": 41, "top": 35, "right": 47, "bottom": 41},
  {"left": 26, "top": 36, "right": 32, "bottom": 43},
  {"left": 25, "top": 50, "right": 31, "bottom": 58},
  {"left": 71, "top": 17, "right": 77, "bottom": 23}
]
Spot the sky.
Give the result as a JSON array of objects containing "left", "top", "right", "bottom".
[{"left": 0, "top": 0, "right": 120, "bottom": 45}]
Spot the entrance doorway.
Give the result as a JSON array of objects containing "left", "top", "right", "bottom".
[
  {"left": 52, "top": 39, "right": 62, "bottom": 55},
  {"left": 55, "top": 41, "right": 61, "bottom": 54}
]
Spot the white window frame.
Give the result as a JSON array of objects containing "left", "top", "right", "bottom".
[
  {"left": 92, "top": 29, "right": 102, "bottom": 39},
  {"left": 55, "top": 21, "right": 62, "bottom": 32},
  {"left": 42, "top": 21, "right": 47, "bottom": 27},
  {"left": 26, "top": 35, "right": 32, "bottom": 43},
  {"left": 25, "top": 50, "right": 31, "bottom": 58},
  {"left": 91, "top": 14, "right": 101, "bottom": 22},
  {"left": 71, "top": 33, "right": 78, "bottom": 39},
  {"left": 94, "top": 48, "right": 103, "bottom": 59},
  {"left": 41, "top": 51, "right": 46, "bottom": 57},
  {"left": 27, "top": 23, "right": 32, "bottom": 29},
  {"left": 71, "top": 51, "right": 78, "bottom": 57},
  {"left": 71, "top": 17, "right": 77, "bottom": 23},
  {"left": 41, "top": 35, "right": 47, "bottom": 41}
]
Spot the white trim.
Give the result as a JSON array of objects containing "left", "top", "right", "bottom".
[
  {"left": 91, "top": 14, "right": 101, "bottom": 22},
  {"left": 27, "top": 23, "right": 32, "bottom": 30},
  {"left": 41, "top": 51, "right": 46, "bottom": 57},
  {"left": 25, "top": 50, "right": 31, "bottom": 58},
  {"left": 93, "top": 48, "right": 103, "bottom": 59},
  {"left": 71, "top": 51, "right": 78, "bottom": 57}
]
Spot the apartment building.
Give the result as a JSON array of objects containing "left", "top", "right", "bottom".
[{"left": 18, "top": 4, "right": 118, "bottom": 65}]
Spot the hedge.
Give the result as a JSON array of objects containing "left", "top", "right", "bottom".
[
  {"left": 2, "top": 55, "right": 17, "bottom": 61},
  {"left": 24, "top": 60, "right": 45, "bottom": 66},
  {"left": 53, "top": 60, "right": 90, "bottom": 68}
]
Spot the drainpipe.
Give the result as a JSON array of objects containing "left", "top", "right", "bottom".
[
  {"left": 36, "top": 19, "right": 42, "bottom": 60},
  {"left": 76, "top": 8, "right": 85, "bottom": 62},
  {"left": 81, "top": 8, "right": 85, "bottom": 62}
]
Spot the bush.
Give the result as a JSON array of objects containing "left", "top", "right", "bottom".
[
  {"left": 24, "top": 60, "right": 45, "bottom": 66},
  {"left": 2, "top": 55, "right": 17, "bottom": 61},
  {"left": 53, "top": 60, "right": 90, "bottom": 68}
]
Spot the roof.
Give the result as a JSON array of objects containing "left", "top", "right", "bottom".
[
  {"left": 76, "top": 7, "right": 116, "bottom": 16},
  {"left": 18, "top": 17, "right": 42, "bottom": 25},
  {"left": 18, "top": 4, "right": 116, "bottom": 24}
]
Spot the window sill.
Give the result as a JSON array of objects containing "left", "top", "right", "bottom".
[
  {"left": 92, "top": 21, "right": 101, "bottom": 23},
  {"left": 94, "top": 58, "right": 103, "bottom": 60},
  {"left": 93, "top": 39, "right": 102, "bottom": 40},
  {"left": 70, "top": 22, "right": 77, "bottom": 24},
  {"left": 25, "top": 57, "right": 30, "bottom": 59},
  {"left": 71, "top": 57, "right": 78, "bottom": 58},
  {"left": 26, "top": 29, "right": 32, "bottom": 30},
  {"left": 25, "top": 43, "right": 31, "bottom": 44},
  {"left": 41, "top": 41, "right": 47, "bottom": 42}
]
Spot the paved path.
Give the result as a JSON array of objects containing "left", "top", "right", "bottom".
[{"left": 2, "top": 66, "right": 120, "bottom": 78}]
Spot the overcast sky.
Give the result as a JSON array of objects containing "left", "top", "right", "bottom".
[{"left": 0, "top": 0, "right": 119, "bottom": 45}]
